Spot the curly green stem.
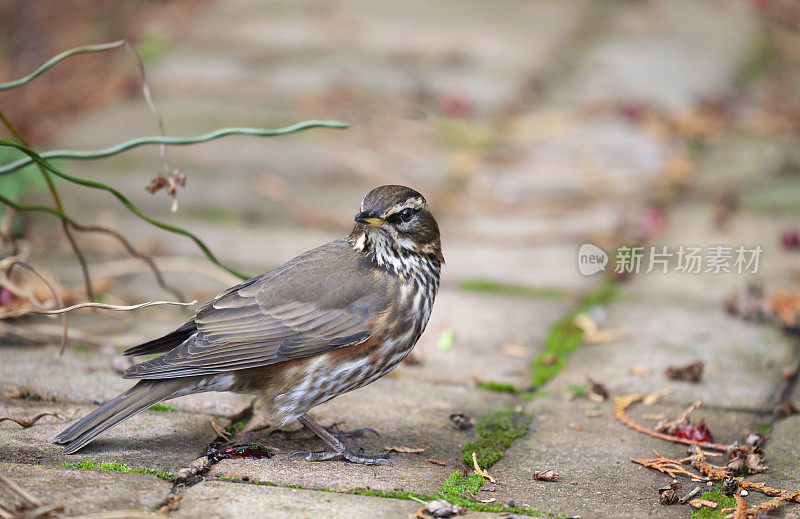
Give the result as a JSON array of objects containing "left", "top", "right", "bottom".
[
  {"left": 0, "top": 140, "right": 250, "bottom": 280},
  {"left": 0, "top": 122, "right": 350, "bottom": 175}
]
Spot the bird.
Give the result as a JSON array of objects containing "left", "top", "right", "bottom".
[{"left": 55, "top": 185, "right": 443, "bottom": 465}]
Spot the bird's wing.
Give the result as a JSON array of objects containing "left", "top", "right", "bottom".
[{"left": 123, "top": 239, "right": 390, "bottom": 379}]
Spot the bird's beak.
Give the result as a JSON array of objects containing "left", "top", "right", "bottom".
[{"left": 354, "top": 211, "right": 386, "bottom": 228}]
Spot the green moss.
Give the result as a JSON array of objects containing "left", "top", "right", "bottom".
[
  {"left": 436, "top": 118, "right": 496, "bottom": 149},
  {"left": 61, "top": 461, "right": 174, "bottom": 480},
  {"left": 689, "top": 486, "right": 736, "bottom": 519},
  {"left": 70, "top": 344, "right": 91, "bottom": 354},
  {"left": 530, "top": 279, "right": 618, "bottom": 387},
  {"left": 566, "top": 383, "right": 587, "bottom": 397},
  {"left": 476, "top": 381, "right": 521, "bottom": 394},
  {"left": 462, "top": 407, "right": 530, "bottom": 468},
  {"left": 458, "top": 280, "right": 566, "bottom": 300},
  {"left": 758, "top": 423, "right": 771, "bottom": 436},
  {"left": 226, "top": 420, "right": 246, "bottom": 434},
  {"left": 148, "top": 403, "right": 179, "bottom": 412},
  {"left": 438, "top": 471, "right": 545, "bottom": 516}
]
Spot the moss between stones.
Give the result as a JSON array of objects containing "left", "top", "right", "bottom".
[
  {"left": 148, "top": 403, "right": 179, "bottom": 412},
  {"left": 457, "top": 279, "right": 566, "bottom": 300},
  {"left": 530, "top": 279, "right": 618, "bottom": 387},
  {"left": 689, "top": 486, "right": 736, "bottom": 519},
  {"left": 475, "top": 381, "right": 521, "bottom": 394},
  {"left": 461, "top": 407, "right": 530, "bottom": 468},
  {"left": 61, "top": 460, "right": 175, "bottom": 480}
]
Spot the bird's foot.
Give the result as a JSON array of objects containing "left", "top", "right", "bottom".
[{"left": 289, "top": 447, "right": 392, "bottom": 466}]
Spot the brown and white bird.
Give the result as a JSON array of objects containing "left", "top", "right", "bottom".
[{"left": 55, "top": 185, "right": 443, "bottom": 465}]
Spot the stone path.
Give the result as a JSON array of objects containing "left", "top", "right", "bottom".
[{"left": 3, "top": 0, "right": 800, "bottom": 517}]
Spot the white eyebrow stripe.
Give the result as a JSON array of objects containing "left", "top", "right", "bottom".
[{"left": 383, "top": 197, "right": 426, "bottom": 217}]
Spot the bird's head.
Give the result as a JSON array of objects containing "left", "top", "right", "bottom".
[{"left": 351, "top": 185, "right": 443, "bottom": 265}]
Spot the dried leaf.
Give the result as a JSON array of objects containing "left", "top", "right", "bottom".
[
  {"left": 659, "top": 482, "right": 681, "bottom": 505},
  {"left": 472, "top": 452, "right": 496, "bottom": 483},
  {"left": 643, "top": 387, "right": 674, "bottom": 406},
  {"left": 450, "top": 413, "right": 474, "bottom": 430},
  {"left": 569, "top": 423, "right": 583, "bottom": 431},
  {"left": 664, "top": 360, "right": 704, "bottom": 382},
  {"left": 586, "top": 375, "right": 609, "bottom": 402},
  {"left": 629, "top": 365, "right": 653, "bottom": 376},
  {"left": 690, "top": 498, "right": 718, "bottom": 509},
  {"left": 427, "top": 458, "right": 447, "bottom": 467},
  {"left": 533, "top": 470, "right": 560, "bottom": 482},
  {"left": 176, "top": 456, "right": 210, "bottom": 481},
  {"left": 211, "top": 419, "right": 231, "bottom": 441}
]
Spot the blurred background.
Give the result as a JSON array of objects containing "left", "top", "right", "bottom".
[
  {"left": 2, "top": 0, "right": 800, "bottom": 389},
  {"left": 3, "top": 1, "right": 800, "bottom": 515}
]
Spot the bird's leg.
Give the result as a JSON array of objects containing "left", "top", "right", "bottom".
[
  {"left": 289, "top": 414, "right": 392, "bottom": 466},
  {"left": 267, "top": 422, "right": 379, "bottom": 442}
]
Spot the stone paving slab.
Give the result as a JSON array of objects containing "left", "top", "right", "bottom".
[
  {"left": 0, "top": 343, "right": 253, "bottom": 417},
  {"left": 487, "top": 397, "right": 763, "bottom": 518},
  {"left": 174, "top": 479, "right": 501, "bottom": 519},
  {"left": 550, "top": 297, "right": 792, "bottom": 410},
  {"left": 209, "top": 376, "right": 515, "bottom": 495},
  {"left": 0, "top": 462, "right": 169, "bottom": 516},
  {"left": 0, "top": 399, "right": 216, "bottom": 473},
  {"left": 562, "top": 0, "right": 756, "bottom": 109}
]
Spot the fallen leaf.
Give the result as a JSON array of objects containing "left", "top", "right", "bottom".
[
  {"left": 472, "top": 452, "right": 496, "bottom": 483},
  {"left": 689, "top": 498, "right": 717, "bottom": 509},
  {"left": 211, "top": 419, "right": 231, "bottom": 441},
  {"left": 643, "top": 387, "right": 674, "bottom": 406},
  {"left": 569, "top": 423, "right": 583, "bottom": 431},
  {"left": 450, "top": 413, "right": 474, "bottom": 430},
  {"left": 664, "top": 360, "right": 704, "bottom": 383},
  {"left": 427, "top": 458, "right": 447, "bottom": 467},
  {"left": 533, "top": 469, "right": 560, "bottom": 481},
  {"left": 629, "top": 365, "right": 653, "bottom": 377}
]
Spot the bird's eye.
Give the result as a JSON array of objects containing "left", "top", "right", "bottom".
[{"left": 400, "top": 208, "right": 413, "bottom": 222}]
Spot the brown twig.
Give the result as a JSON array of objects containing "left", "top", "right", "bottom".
[
  {"left": 0, "top": 410, "right": 78, "bottom": 428},
  {"left": 1, "top": 257, "right": 67, "bottom": 354},
  {"left": 0, "top": 109, "right": 95, "bottom": 301},
  {"left": 65, "top": 221, "right": 187, "bottom": 302},
  {"left": 630, "top": 452, "right": 708, "bottom": 481},
  {"left": 693, "top": 447, "right": 800, "bottom": 504},
  {"left": 614, "top": 395, "right": 731, "bottom": 451},
  {"left": 731, "top": 491, "right": 747, "bottom": 519}
]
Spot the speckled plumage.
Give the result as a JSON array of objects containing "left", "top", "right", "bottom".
[{"left": 56, "top": 185, "right": 442, "bottom": 461}]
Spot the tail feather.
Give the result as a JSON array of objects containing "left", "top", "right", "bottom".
[{"left": 55, "top": 379, "right": 188, "bottom": 454}]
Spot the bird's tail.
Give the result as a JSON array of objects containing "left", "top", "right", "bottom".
[{"left": 54, "top": 378, "right": 193, "bottom": 454}]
